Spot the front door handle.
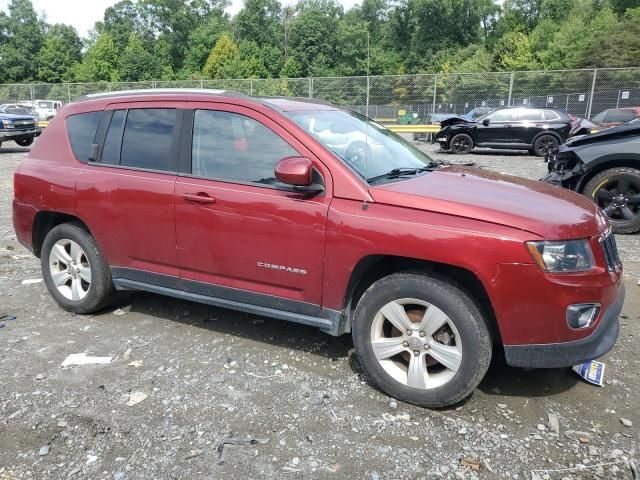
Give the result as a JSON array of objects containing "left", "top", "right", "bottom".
[{"left": 183, "top": 192, "right": 216, "bottom": 204}]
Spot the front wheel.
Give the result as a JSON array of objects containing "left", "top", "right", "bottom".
[
  {"left": 532, "top": 134, "right": 558, "bottom": 157},
  {"left": 583, "top": 167, "right": 640, "bottom": 234},
  {"left": 352, "top": 273, "right": 492, "bottom": 408},
  {"left": 41, "top": 223, "right": 115, "bottom": 313},
  {"left": 15, "top": 137, "right": 34, "bottom": 147},
  {"left": 449, "top": 133, "right": 473, "bottom": 154}
]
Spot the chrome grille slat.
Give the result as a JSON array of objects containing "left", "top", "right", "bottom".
[{"left": 600, "top": 231, "right": 621, "bottom": 272}]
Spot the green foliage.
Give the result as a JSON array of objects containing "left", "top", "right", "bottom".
[
  {"left": 37, "top": 24, "right": 82, "bottom": 82},
  {"left": 1, "top": 0, "right": 640, "bottom": 86},
  {"left": 119, "top": 33, "right": 164, "bottom": 81},
  {"left": 74, "top": 33, "right": 120, "bottom": 82},
  {"left": 203, "top": 32, "right": 240, "bottom": 78},
  {"left": 0, "top": 0, "right": 44, "bottom": 82}
]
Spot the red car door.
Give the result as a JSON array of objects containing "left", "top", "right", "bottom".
[
  {"left": 174, "top": 103, "right": 332, "bottom": 317},
  {"left": 75, "top": 102, "right": 185, "bottom": 280}
]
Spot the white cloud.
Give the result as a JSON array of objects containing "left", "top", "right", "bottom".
[{"left": 0, "top": 0, "right": 364, "bottom": 37}]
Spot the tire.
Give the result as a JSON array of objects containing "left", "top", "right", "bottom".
[
  {"left": 352, "top": 272, "right": 492, "bottom": 408},
  {"left": 449, "top": 133, "right": 473, "bottom": 154},
  {"left": 582, "top": 167, "right": 640, "bottom": 234},
  {"left": 15, "top": 137, "right": 34, "bottom": 147},
  {"left": 41, "top": 223, "right": 115, "bottom": 314},
  {"left": 532, "top": 134, "right": 558, "bottom": 157}
]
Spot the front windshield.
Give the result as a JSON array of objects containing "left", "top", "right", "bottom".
[{"left": 285, "top": 110, "right": 434, "bottom": 181}]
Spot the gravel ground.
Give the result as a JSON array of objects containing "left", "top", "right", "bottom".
[{"left": 1, "top": 140, "right": 639, "bottom": 480}]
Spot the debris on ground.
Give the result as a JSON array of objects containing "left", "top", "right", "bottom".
[
  {"left": 125, "top": 392, "right": 148, "bottom": 406},
  {"left": 460, "top": 458, "right": 482, "bottom": 471},
  {"left": 20, "top": 278, "right": 42, "bottom": 285},
  {"left": 61, "top": 353, "right": 113, "bottom": 367},
  {"left": 112, "top": 308, "right": 127, "bottom": 316},
  {"left": 38, "top": 445, "right": 50, "bottom": 456},
  {"left": 547, "top": 412, "right": 560, "bottom": 436},
  {"left": 127, "top": 360, "right": 143, "bottom": 368},
  {"left": 620, "top": 418, "right": 633, "bottom": 427},
  {"left": 572, "top": 360, "right": 605, "bottom": 386},
  {"left": 216, "top": 433, "right": 270, "bottom": 465}
]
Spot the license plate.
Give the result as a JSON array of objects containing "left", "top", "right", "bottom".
[{"left": 437, "top": 137, "right": 447, "bottom": 142}]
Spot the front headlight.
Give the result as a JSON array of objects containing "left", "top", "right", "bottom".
[{"left": 526, "top": 239, "right": 595, "bottom": 273}]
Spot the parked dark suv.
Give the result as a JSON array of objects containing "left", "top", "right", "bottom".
[
  {"left": 13, "top": 90, "right": 624, "bottom": 408},
  {"left": 435, "top": 107, "right": 572, "bottom": 156}
]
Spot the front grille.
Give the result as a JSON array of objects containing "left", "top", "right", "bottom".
[{"left": 600, "top": 231, "right": 622, "bottom": 272}]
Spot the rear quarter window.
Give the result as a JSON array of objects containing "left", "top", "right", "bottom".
[{"left": 66, "top": 111, "right": 102, "bottom": 162}]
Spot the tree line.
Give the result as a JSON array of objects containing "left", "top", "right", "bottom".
[{"left": 0, "top": 0, "right": 639, "bottom": 85}]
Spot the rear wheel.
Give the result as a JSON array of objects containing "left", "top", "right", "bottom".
[
  {"left": 449, "top": 133, "right": 473, "bottom": 154},
  {"left": 15, "top": 137, "right": 34, "bottom": 147},
  {"left": 532, "top": 134, "right": 558, "bottom": 157},
  {"left": 352, "top": 273, "right": 492, "bottom": 408},
  {"left": 41, "top": 223, "right": 115, "bottom": 313},
  {"left": 583, "top": 167, "right": 640, "bottom": 234}
]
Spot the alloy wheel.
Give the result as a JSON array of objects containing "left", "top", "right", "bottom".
[
  {"left": 48, "top": 239, "right": 92, "bottom": 301},
  {"left": 451, "top": 136, "right": 471, "bottom": 153},
  {"left": 596, "top": 176, "right": 640, "bottom": 223},
  {"left": 370, "top": 298, "right": 462, "bottom": 390},
  {"left": 536, "top": 137, "right": 557, "bottom": 155}
]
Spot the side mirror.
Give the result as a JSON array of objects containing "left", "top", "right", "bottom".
[
  {"left": 482, "top": 118, "right": 490, "bottom": 126},
  {"left": 275, "top": 157, "right": 324, "bottom": 194}
]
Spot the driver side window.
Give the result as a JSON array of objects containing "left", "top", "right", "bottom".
[{"left": 191, "top": 110, "right": 298, "bottom": 185}]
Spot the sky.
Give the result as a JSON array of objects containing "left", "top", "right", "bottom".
[{"left": 0, "top": 0, "right": 361, "bottom": 37}]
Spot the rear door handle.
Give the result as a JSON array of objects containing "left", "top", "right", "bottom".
[{"left": 183, "top": 192, "right": 216, "bottom": 204}]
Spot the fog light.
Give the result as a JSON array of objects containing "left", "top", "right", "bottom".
[{"left": 566, "top": 304, "right": 600, "bottom": 329}]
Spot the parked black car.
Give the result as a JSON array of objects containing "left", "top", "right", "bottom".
[
  {"left": 434, "top": 107, "right": 573, "bottom": 156},
  {"left": 543, "top": 119, "right": 640, "bottom": 234}
]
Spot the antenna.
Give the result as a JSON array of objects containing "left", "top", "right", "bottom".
[{"left": 363, "top": 30, "right": 371, "bottom": 210}]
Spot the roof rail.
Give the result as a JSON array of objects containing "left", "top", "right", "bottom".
[{"left": 74, "top": 88, "right": 248, "bottom": 102}]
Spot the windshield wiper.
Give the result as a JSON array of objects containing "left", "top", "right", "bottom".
[{"left": 367, "top": 164, "right": 438, "bottom": 183}]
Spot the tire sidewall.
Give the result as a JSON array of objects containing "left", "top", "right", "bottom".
[
  {"left": 533, "top": 134, "right": 558, "bottom": 157},
  {"left": 450, "top": 133, "right": 473, "bottom": 154},
  {"left": 583, "top": 167, "right": 640, "bottom": 234},
  {"left": 41, "top": 223, "right": 113, "bottom": 313},
  {"left": 352, "top": 273, "right": 492, "bottom": 407}
]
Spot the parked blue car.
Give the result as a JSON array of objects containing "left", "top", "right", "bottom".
[{"left": 0, "top": 104, "right": 41, "bottom": 148}]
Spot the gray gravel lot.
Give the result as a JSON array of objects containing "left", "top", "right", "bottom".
[{"left": 1, "top": 140, "right": 639, "bottom": 480}]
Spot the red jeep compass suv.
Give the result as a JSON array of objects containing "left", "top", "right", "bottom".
[{"left": 13, "top": 89, "right": 624, "bottom": 407}]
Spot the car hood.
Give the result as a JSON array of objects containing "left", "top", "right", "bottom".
[
  {"left": 439, "top": 116, "right": 473, "bottom": 128},
  {"left": 0, "top": 113, "right": 35, "bottom": 121},
  {"left": 369, "top": 166, "right": 604, "bottom": 239},
  {"left": 565, "top": 121, "right": 640, "bottom": 147}
]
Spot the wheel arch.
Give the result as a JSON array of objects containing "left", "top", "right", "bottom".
[
  {"left": 533, "top": 130, "right": 562, "bottom": 144},
  {"left": 32, "top": 211, "right": 93, "bottom": 258},
  {"left": 341, "top": 254, "right": 501, "bottom": 343},
  {"left": 577, "top": 157, "right": 640, "bottom": 193}
]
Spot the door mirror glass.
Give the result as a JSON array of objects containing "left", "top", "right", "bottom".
[
  {"left": 482, "top": 118, "right": 490, "bottom": 126},
  {"left": 275, "top": 156, "right": 313, "bottom": 186}
]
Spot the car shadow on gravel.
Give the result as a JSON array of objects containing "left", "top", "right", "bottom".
[
  {"left": 123, "top": 291, "right": 354, "bottom": 360},
  {"left": 478, "top": 352, "right": 579, "bottom": 398},
  {"left": 116, "top": 292, "right": 578, "bottom": 402},
  {"left": 0, "top": 146, "right": 30, "bottom": 154}
]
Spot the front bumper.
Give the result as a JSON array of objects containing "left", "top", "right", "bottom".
[
  {"left": 0, "top": 128, "right": 42, "bottom": 141},
  {"left": 504, "top": 284, "right": 624, "bottom": 368}
]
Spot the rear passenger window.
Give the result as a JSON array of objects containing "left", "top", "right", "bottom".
[
  {"left": 606, "top": 110, "right": 636, "bottom": 123},
  {"left": 101, "top": 110, "right": 126, "bottom": 165},
  {"left": 120, "top": 109, "right": 176, "bottom": 171},
  {"left": 517, "top": 109, "right": 543, "bottom": 121},
  {"left": 66, "top": 112, "right": 101, "bottom": 162}
]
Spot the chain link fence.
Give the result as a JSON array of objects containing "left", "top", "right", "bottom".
[{"left": 0, "top": 67, "right": 638, "bottom": 121}]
